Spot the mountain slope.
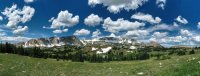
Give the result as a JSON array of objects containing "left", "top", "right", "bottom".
[{"left": 18, "top": 36, "right": 83, "bottom": 47}]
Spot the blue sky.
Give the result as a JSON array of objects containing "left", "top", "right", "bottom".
[{"left": 0, "top": 0, "right": 200, "bottom": 47}]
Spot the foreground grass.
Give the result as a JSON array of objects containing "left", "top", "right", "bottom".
[{"left": 0, "top": 53, "right": 200, "bottom": 76}]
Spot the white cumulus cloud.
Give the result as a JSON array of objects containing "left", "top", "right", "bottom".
[
  {"left": 150, "top": 23, "right": 177, "bottom": 32},
  {"left": 88, "top": 0, "right": 148, "bottom": 14},
  {"left": 103, "top": 17, "right": 145, "bottom": 33},
  {"left": 168, "top": 36, "right": 188, "bottom": 43},
  {"left": 24, "top": 0, "right": 34, "bottom": 3},
  {"left": 131, "top": 12, "right": 161, "bottom": 24},
  {"left": 1, "top": 4, "right": 35, "bottom": 29},
  {"left": 53, "top": 29, "right": 68, "bottom": 34},
  {"left": 53, "top": 30, "right": 63, "bottom": 34},
  {"left": 125, "top": 30, "right": 149, "bottom": 37},
  {"left": 156, "top": 0, "right": 166, "bottom": 10},
  {"left": 1, "top": 4, "right": 34, "bottom": 36},
  {"left": 13, "top": 26, "right": 28, "bottom": 35},
  {"left": 21, "top": 6, "right": 35, "bottom": 23},
  {"left": 62, "top": 29, "right": 68, "bottom": 32},
  {"left": 152, "top": 32, "right": 168, "bottom": 38},
  {"left": 49, "top": 10, "right": 79, "bottom": 29},
  {"left": 180, "top": 29, "right": 192, "bottom": 36},
  {"left": 175, "top": 16, "right": 188, "bottom": 24},
  {"left": 49, "top": 10, "right": 79, "bottom": 34},
  {"left": 150, "top": 35, "right": 188, "bottom": 44},
  {"left": 73, "top": 29, "right": 91, "bottom": 36},
  {"left": 92, "top": 29, "right": 101, "bottom": 38},
  {"left": 84, "top": 14, "right": 103, "bottom": 26},
  {"left": 192, "top": 36, "right": 200, "bottom": 43}
]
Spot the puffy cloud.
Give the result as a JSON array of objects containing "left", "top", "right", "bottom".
[
  {"left": 92, "top": 29, "right": 101, "bottom": 38},
  {"left": 103, "top": 17, "right": 145, "bottom": 33},
  {"left": 1, "top": 4, "right": 34, "bottom": 36},
  {"left": 197, "top": 22, "right": 200, "bottom": 29},
  {"left": 48, "top": 10, "right": 79, "bottom": 34},
  {"left": 131, "top": 12, "right": 161, "bottom": 24},
  {"left": 150, "top": 23, "right": 177, "bottom": 32},
  {"left": 0, "top": 36, "right": 32, "bottom": 43},
  {"left": 1, "top": 4, "right": 35, "bottom": 29},
  {"left": 125, "top": 30, "right": 149, "bottom": 37},
  {"left": 149, "top": 30, "right": 198, "bottom": 46},
  {"left": 42, "top": 26, "right": 50, "bottom": 29},
  {"left": 170, "top": 36, "right": 188, "bottom": 43},
  {"left": 180, "top": 29, "right": 192, "bottom": 36},
  {"left": 24, "top": 0, "right": 34, "bottom": 3},
  {"left": 152, "top": 32, "right": 168, "bottom": 38},
  {"left": 53, "top": 30, "right": 62, "bottom": 34},
  {"left": 53, "top": 29, "right": 68, "bottom": 34},
  {"left": 0, "top": 16, "right": 3, "bottom": 21},
  {"left": 0, "top": 32, "right": 6, "bottom": 36},
  {"left": 156, "top": 0, "right": 166, "bottom": 10},
  {"left": 175, "top": 16, "right": 188, "bottom": 24},
  {"left": 21, "top": 6, "right": 35, "bottom": 23},
  {"left": 84, "top": 14, "right": 103, "bottom": 26},
  {"left": 192, "top": 36, "right": 200, "bottom": 43},
  {"left": 150, "top": 35, "right": 188, "bottom": 44},
  {"left": 88, "top": 0, "right": 148, "bottom": 13},
  {"left": 168, "top": 36, "right": 188, "bottom": 43},
  {"left": 13, "top": 26, "right": 28, "bottom": 35},
  {"left": 2, "top": 4, "right": 21, "bottom": 28},
  {"left": 62, "top": 29, "right": 68, "bottom": 32},
  {"left": 73, "top": 29, "right": 91, "bottom": 36},
  {"left": 88, "top": 0, "right": 101, "bottom": 5},
  {"left": 49, "top": 10, "right": 79, "bottom": 29},
  {"left": 149, "top": 37, "right": 165, "bottom": 43}
]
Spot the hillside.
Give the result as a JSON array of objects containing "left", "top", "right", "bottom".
[{"left": 0, "top": 53, "right": 200, "bottom": 76}]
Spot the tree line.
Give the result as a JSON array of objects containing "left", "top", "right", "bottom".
[{"left": 0, "top": 42, "right": 197, "bottom": 63}]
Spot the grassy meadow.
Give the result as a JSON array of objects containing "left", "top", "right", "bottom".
[{"left": 0, "top": 53, "right": 200, "bottom": 76}]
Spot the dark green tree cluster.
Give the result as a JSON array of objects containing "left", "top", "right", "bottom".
[
  {"left": 167, "top": 48, "right": 193, "bottom": 56},
  {"left": 0, "top": 42, "right": 17, "bottom": 54}
]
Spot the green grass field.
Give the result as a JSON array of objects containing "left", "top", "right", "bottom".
[{"left": 0, "top": 53, "right": 200, "bottom": 76}]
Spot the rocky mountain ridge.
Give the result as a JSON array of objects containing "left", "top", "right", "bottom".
[
  {"left": 17, "top": 36, "right": 164, "bottom": 49},
  {"left": 18, "top": 36, "right": 83, "bottom": 47}
]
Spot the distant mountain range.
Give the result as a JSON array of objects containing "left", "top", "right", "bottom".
[
  {"left": 17, "top": 35, "right": 164, "bottom": 49},
  {"left": 18, "top": 36, "right": 83, "bottom": 47}
]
